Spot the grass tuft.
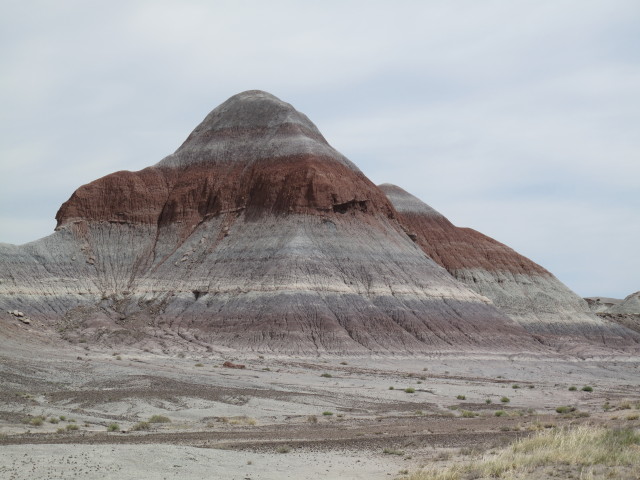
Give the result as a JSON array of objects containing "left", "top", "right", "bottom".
[
  {"left": 383, "top": 447, "right": 405, "bottom": 455},
  {"left": 131, "top": 421, "right": 150, "bottom": 431},
  {"left": 148, "top": 415, "right": 171, "bottom": 423}
]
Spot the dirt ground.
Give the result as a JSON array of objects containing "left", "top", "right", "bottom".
[{"left": 1, "top": 320, "right": 639, "bottom": 479}]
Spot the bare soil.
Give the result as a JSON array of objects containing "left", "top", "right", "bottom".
[{"left": 1, "top": 320, "right": 639, "bottom": 479}]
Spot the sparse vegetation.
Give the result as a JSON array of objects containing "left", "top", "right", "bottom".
[
  {"left": 403, "top": 426, "right": 640, "bottom": 480},
  {"left": 512, "top": 384, "right": 520, "bottom": 389},
  {"left": 404, "top": 387, "right": 415, "bottom": 393},
  {"left": 49, "top": 417, "right": 59, "bottom": 424},
  {"left": 456, "top": 395, "right": 466, "bottom": 400},
  {"left": 59, "top": 415, "right": 66, "bottom": 421},
  {"left": 495, "top": 410, "right": 506, "bottom": 417},
  {"left": 277, "top": 445, "right": 291, "bottom": 453},
  {"left": 107, "top": 423, "right": 120, "bottom": 432},
  {"left": 582, "top": 385, "right": 593, "bottom": 392},
  {"left": 461, "top": 410, "right": 478, "bottom": 418},
  {"left": 568, "top": 386, "right": 577, "bottom": 391},
  {"left": 307, "top": 415, "right": 318, "bottom": 423},
  {"left": 500, "top": 396, "right": 510, "bottom": 403},
  {"left": 626, "top": 414, "right": 639, "bottom": 421},
  {"left": 485, "top": 399, "right": 492, "bottom": 404},
  {"left": 148, "top": 415, "right": 171, "bottom": 423},
  {"left": 66, "top": 424, "right": 78, "bottom": 431}
]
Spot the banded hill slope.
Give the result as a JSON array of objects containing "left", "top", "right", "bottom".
[
  {"left": 1, "top": 91, "right": 637, "bottom": 354},
  {"left": 380, "top": 184, "right": 638, "bottom": 351}
]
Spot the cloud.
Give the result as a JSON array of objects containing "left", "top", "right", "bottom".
[{"left": 0, "top": 0, "right": 638, "bottom": 297}]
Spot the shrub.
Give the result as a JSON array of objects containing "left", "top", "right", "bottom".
[
  {"left": 148, "top": 415, "right": 171, "bottom": 423},
  {"left": 228, "top": 416, "right": 257, "bottom": 426},
  {"left": 461, "top": 410, "right": 477, "bottom": 418},
  {"left": 404, "top": 388, "right": 415, "bottom": 393},
  {"left": 56, "top": 427, "right": 65, "bottom": 434},
  {"left": 131, "top": 421, "right": 150, "bottom": 431},
  {"left": 456, "top": 395, "right": 466, "bottom": 400},
  {"left": 569, "top": 386, "right": 577, "bottom": 391},
  {"left": 194, "top": 363, "right": 204, "bottom": 367},
  {"left": 556, "top": 406, "right": 576, "bottom": 414},
  {"left": 501, "top": 397, "right": 510, "bottom": 403},
  {"left": 485, "top": 399, "right": 492, "bottom": 404},
  {"left": 582, "top": 386, "right": 593, "bottom": 392},
  {"left": 383, "top": 448, "right": 404, "bottom": 455},
  {"left": 340, "top": 361, "right": 347, "bottom": 365},
  {"left": 49, "top": 417, "right": 59, "bottom": 424},
  {"left": 59, "top": 415, "right": 66, "bottom": 421},
  {"left": 495, "top": 410, "right": 506, "bottom": 417},
  {"left": 626, "top": 414, "right": 639, "bottom": 421},
  {"left": 29, "top": 417, "right": 44, "bottom": 426},
  {"left": 107, "top": 423, "right": 120, "bottom": 432},
  {"left": 512, "top": 385, "right": 520, "bottom": 389},
  {"left": 388, "top": 386, "right": 394, "bottom": 390},
  {"left": 66, "top": 424, "right": 78, "bottom": 431},
  {"left": 307, "top": 415, "right": 318, "bottom": 423},
  {"left": 322, "top": 411, "right": 333, "bottom": 416},
  {"left": 320, "top": 373, "right": 332, "bottom": 378},
  {"left": 277, "top": 445, "right": 291, "bottom": 453}
]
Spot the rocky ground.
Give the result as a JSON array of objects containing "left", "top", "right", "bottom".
[{"left": 1, "top": 320, "right": 639, "bottom": 479}]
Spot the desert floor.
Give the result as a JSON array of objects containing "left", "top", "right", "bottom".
[{"left": 1, "top": 321, "right": 639, "bottom": 479}]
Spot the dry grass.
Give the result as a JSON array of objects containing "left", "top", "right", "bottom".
[
  {"left": 404, "top": 426, "right": 640, "bottom": 479},
  {"left": 148, "top": 415, "right": 171, "bottom": 423},
  {"left": 220, "top": 416, "right": 257, "bottom": 426}
]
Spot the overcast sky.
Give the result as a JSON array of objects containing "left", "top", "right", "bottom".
[{"left": 1, "top": 0, "right": 638, "bottom": 298}]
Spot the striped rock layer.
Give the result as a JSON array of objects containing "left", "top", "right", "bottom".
[{"left": 380, "top": 184, "right": 639, "bottom": 351}]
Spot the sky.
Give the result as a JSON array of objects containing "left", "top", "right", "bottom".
[{"left": 0, "top": 0, "right": 638, "bottom": 298}]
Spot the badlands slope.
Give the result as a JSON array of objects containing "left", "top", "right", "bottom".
[{"left": 380, "top": 184, "right": 638, "bottom": 352}]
